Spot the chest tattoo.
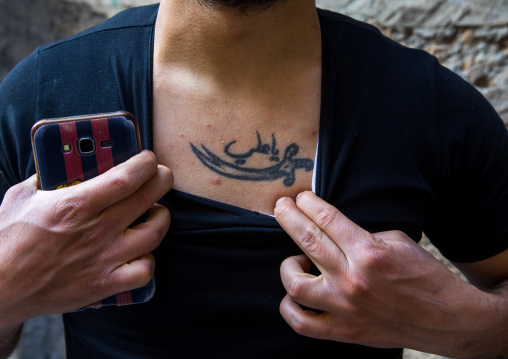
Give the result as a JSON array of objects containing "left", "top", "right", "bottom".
[{"left": 190, "top": 132, "right": 314, "bottom": 187}]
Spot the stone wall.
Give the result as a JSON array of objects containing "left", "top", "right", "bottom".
[
  {"left": 2, "top": 1, "right": 508, "bottom": 358},
  {"left": 0, "top": 0, "right": 156, "bottom": 81}
]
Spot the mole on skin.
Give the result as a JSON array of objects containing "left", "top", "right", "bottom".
[{"left": 212, "top": 176, "right": 222, "bottom": 186}]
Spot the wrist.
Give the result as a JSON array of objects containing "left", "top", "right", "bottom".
[
  {"left": 452, "top": 283, "right": 508, "bottom": 358},
  {"left": 483, "top": 281, "right": 508, "bottom": 356}
]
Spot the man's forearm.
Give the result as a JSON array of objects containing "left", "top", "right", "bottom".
[
  {"left": 481, "top": 280, "right": 508, "bottom": 358},
  {"left": 452, "top": 262, "right": 508, "bottom": 358},
  {"left": 444, "top": 278, "right": 508, "bottom": 359},
  {"left": 0, "top": 324, "right": 22, "bottom": 359}
]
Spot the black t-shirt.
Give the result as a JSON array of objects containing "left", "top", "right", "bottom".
[{"left": 1, "top": 5, "right": 508, "bottom": 358}]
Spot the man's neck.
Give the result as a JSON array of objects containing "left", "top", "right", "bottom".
[{"left": 154, "top": 0, "right": 321, "bottom": 96}]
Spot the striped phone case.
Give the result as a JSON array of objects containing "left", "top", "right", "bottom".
[{"left": 31, "top": 111, "right": 155, "bottom": 309}]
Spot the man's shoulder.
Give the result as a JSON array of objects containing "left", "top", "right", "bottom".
[
  {"left": 317, "top": 8, "right": 384, "bottom": 37},
  {"left": 38, "top": 4, "right": 159, "bottom": 54},
  {"left": 317, "top": 7, "right": 432, "bottom": 64},
  {"left": 26, "top": 5, "right": 157, "bottom": 125},
  {"left": 317, "top": 7, "right": 439, "bottom": 92}
]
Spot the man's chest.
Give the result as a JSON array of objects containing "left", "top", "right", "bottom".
[{"left": 152, "top": 83, "right": 321, "bottom": 215}]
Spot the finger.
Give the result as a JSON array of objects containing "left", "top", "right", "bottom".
[
  {"left": 282, "top": 253, "right": 313, "bottom": 274},
  {"left": 280, "top": 254, "right": 314, "bottom": 292},
  {"left": 129, "top": 203, "right": 171, "bottom": 233},
  {"left": 71, "top": 151, "right": 161, "bottom": 212},
  {"left": 280, "top": 255, "right": 331, "bottom": 311},
  {"left": 295, "top": 191, "right": 373, "bottom": 250},
  {"left": 275, "top": 197, "right": 347, "bottom": 275},
  {"left": 280, "top": 294, "right": 336, "bottom": 341},
  {"left": 109, "top": 253, "right": 156, "bottom": 293},
  {"left": 111, "top": 204, "right": 170, "bottom": 264},
  {"left": 102, "top": 164, "right": 173, "bottom": 227}
]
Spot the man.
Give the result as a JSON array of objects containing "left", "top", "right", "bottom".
[{"left": 1, "top": 0, "right": 508, "bottom": 357}]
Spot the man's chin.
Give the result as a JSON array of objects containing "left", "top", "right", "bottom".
[{"left": 197, "top": 0, "right": 282, "bottom": 12}]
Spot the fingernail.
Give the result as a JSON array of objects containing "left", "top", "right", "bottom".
[
  {"left": 296, "top": 192, "right": 305, "bottom": 201},
  {"left": 275, "top": 197, "right": 288, "bottom": 207}
]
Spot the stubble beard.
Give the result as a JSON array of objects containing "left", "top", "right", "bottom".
[{"left": 196, "top": 0, "right": 282, "bottom": 12}]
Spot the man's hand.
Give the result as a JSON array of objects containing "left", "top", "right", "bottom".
[
  {"left": 275, "top": 191, "right": 507, "bottom": 358},
  {"left": 0, "top": 324, "right": 22, "bottom": 359},
  {"left": 0, "top": 151, "right": 173, "bottom": 329}
]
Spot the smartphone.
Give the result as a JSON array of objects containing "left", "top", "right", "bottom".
[
  {"left": 31, "top": 111, "right": 154, "bottom": 309},
  {"left": 31, "top": 111, "right": 142, "bottom": 190}
]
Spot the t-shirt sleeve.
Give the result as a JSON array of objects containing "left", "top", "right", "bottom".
[
  {"left": 0, "top": 50, "right": 39, "bottom": 201},
  {"left": 424, "top": 60, "right": 508, "bottom": 263}
]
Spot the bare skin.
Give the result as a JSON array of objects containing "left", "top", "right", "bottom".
[
  {"left": 153, "top": 0, "right": 322, "bottom": 215},
  {"left": 0, "top": 152, "right": 173, "bottom": 358},
  {"left": 0, "top": 325, "right": 21, "bottom": 359}
]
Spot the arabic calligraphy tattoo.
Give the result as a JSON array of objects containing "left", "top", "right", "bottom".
[{"left": 190, "top": 132, "right": 314, "bottom": 187}]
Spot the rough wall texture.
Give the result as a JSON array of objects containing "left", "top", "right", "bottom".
[
  {"left": 0, "top": 0, "right": 103, "bottom": 80},
  {"left": 0, "top": 0, "right": 155, "bottom": 80},
  {"left": 2, "top": 1, "right": 507, "bottom": 359}
]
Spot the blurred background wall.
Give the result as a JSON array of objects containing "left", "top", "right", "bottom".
[{"left": 1, "top": 1, "right": 507, "bottom": 358}]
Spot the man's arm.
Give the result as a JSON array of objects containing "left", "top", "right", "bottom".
[
  {"left": 275, "top": 191, "right": 508, "bottom": 358},
  {"left": 0, "top": 151, "right": 173, "bottom": 358}
]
